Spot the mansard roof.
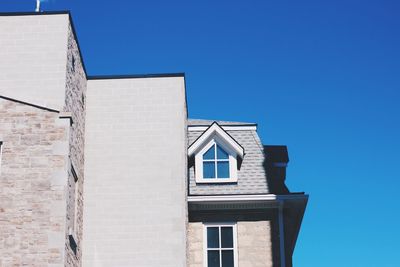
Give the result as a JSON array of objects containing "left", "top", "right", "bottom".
[{"left": 188, "top": 119, "right": 269, "bottom": 195}]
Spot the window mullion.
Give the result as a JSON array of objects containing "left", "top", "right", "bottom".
[
  {"left": 215, "top": 159, "right": 218, "bottom": 178},
  {"left": 214, "top": 144, "right": 218, "bottom": 178},
  {"left": 219, "top": 226, "right": 222, "bottom": 267}
]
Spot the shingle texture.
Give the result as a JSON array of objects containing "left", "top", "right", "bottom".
[{"left": 188, "top": 119, "right": 269, "bottom": 195}]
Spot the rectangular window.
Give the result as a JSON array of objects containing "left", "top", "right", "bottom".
[
  {"left": 204, "top": 223, "right": 237, "bottom": 267},
  {"left": 202, "top": 143, "right": 230, "bottom": 179},
  {"left": 71, "top": 164, "right": 79, "bottom": 234},
  {"left": 69, "top": 163, "right": 79, "bottom": 255}
]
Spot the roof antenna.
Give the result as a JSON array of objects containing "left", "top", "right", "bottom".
[{"left": 35, "top": 0, "right": 41, "bottom": 12}]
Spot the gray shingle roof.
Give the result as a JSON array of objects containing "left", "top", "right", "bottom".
[
  {"left": 188, "top": 119, "right": 256, "bottom": 126},
  {"left": 188, "top": 120, "right": 269, "bottom": 195}
]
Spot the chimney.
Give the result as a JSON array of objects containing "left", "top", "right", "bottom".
[{"left": 35, "top": 0, "right": 40, "bottom": 12}]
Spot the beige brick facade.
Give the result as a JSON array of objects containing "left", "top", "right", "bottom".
[
  {"left": 188, "top": 221, "right": 277, "bottom": 267},
  {"left": 0, "top": 99, "right": 70, "bottom": 266},
  {"left": 237, "top": 221, "right": 274, "bottom": 267},
  {"left": 188, "top": 222, "right": 204, "bottom": 267}
]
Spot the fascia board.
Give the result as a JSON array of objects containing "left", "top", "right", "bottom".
[{"left": 187, "top": 194, "right": 308, "bottom": 203}]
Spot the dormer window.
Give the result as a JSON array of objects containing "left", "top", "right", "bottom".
[
  {"left": 203, "top": 142, "right": 230, "bottom": 179},
  {"left": 188, "top": 122, "right": 244, "bottom": 183}
]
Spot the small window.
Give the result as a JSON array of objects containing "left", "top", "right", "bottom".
[
  {"left": 71, "top": 164, "right": 79, "bottom": 234},
  {"left": 195, "top": 139, "right": 238, "bottom": 183},
  {"left": 203, "top": 144, "right": 230, "bottom": 179},
  {"left": 71, "top": 55, "right": 76, "bottom": 72},
  {"left": 70, "top": 164, "right": 79, "bottom": 255},
  {"left": 204, "top": 223, "right": 237, "bottom": 267}
]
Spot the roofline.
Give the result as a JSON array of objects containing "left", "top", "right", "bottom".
[
  {"left": 189, "top": 123, "right": 257, "bottom": 127},
  {"left": 88, "top": 73, "right": 185, "bottom": 80},
  {"left": 0, "top": 12, "right": 186, "bottom": 82},
  {"left": 188, "top": 125, "right": 257, "bottom": 131},
  {"left": 188, "top": 193, "right": 308, "bottom": 203},
  {"left": 67, "top": 12, "right": 88, "bottom": 77},
  {"left": 189, "top": 192, "right": 306, "bottom": 197},
  {"left": 0, "top": 11, "right": 70, "bottom": 16}
]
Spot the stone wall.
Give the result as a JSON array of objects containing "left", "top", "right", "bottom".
[
  {"left": 187, "top": 220, "right": 278, "bottom": 267},
  {"left": 0, "top": 98, "right": 70, "bottom": 267},
  {"left": 63, "top": 22, "right": 87, "bottom": 267}
]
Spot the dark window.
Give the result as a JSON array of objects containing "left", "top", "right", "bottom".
[{"left": 206, "top": 225, "right": 235, "bottom": 267}]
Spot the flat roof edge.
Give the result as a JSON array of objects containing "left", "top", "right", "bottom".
[
  {"left": 0, "top": 11, "right": 70, "bottom": 16},
  {"left": 88, "top": 73, "right": 185, "bottom": 80}
]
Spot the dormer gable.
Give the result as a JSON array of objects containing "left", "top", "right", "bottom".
[
  {"left": 188, "top": 122, "right": 245, "bottom": 183},
  {"left": 188, "top": 122, "right": 244, "bottom": 158}
]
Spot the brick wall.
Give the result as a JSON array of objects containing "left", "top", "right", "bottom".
[
  {"left": 0, "top": 14, "right": 69, "bottom": 110},
  {"left": 83, "top": 76, "right": 187, "bottom": 266}
]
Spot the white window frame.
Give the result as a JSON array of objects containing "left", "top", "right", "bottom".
[
  {"left": 203, "top": 222, "right": 238, "bottom": 267},
  {"left": 195, "top": 137, "right": 238, "bottom": 183}
]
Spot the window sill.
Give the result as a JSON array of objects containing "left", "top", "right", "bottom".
[{"left": 196, "top": 178, "right": 238, "bottom": 184}]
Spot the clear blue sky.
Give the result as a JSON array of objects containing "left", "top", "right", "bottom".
[{"left": 2, "top": 1, "right": 400, "bottom": 266}]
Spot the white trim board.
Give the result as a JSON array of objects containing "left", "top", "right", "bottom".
[{"left": 188, "top": 194, "right": 308, "bottom": 203}]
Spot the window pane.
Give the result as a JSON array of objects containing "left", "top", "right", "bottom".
[
  {"left": 207, "top": 227, "right": 219, "bottom": 248},
  {"left": 217, "top": 162, "right": 230, "bottom": 178},
  {"left": 221, "top": 250, "right": 234, "bottom": 267},
  {"left": 203, "top": 145, "right": 215, "bottom": 160},
  {"left": 203, "top": 162, "right": 216, "bottom": 178},
  {"left": 221, "top": 227, "right": 233, "bottom": 248},
  {"left": 208, "top": 250, "right": 220, "bottom": 267},
  {"left": 217, "top": 145, "right": 229, "bottom": 159}
]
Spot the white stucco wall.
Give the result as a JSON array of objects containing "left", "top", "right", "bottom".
[
  {"left": 83, "top": 76, "right": 187, "bottom": 267},
  {"left": 0, "top": 14, "right": 69, "bottom": 110}
]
